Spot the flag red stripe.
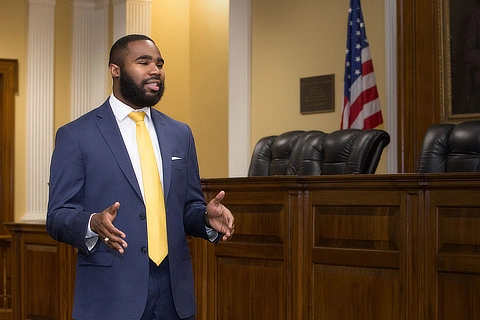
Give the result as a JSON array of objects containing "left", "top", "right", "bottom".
[
  {"left": 347, "top": 85, "right": 379, "bottom": 124},
  {"left": 363, "top": 110, "right": 383, "bottom": 130},
  {"left": 362, "top": 59, "right": 374, "bottom": 75}
]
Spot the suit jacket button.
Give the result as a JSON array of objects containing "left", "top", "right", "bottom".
[
  {"left": 139, "top": 213, "right": 146, "bottom": 220},
  {"left": 141, "top": 247, "right": 147, "bottom": 254}
]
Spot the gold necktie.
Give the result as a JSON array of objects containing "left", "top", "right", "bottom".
[{"left": 129, "top": 111, "right": 168, "bottom": 265}]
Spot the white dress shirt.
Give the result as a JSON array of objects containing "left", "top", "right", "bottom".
[{"left": 110, "top": 94, "right": 165, "bottom": 195}]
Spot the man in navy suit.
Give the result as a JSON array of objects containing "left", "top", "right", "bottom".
[{"left": 46, "top": 34, "right": 234, "bottom": 320}]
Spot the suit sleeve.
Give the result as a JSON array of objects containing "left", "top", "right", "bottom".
[
  {"left": 46, "top": 125, "right": 92, "bottom": 253},
  {"left": 181, "top": 125, "right": 211, "bottom": 239}
]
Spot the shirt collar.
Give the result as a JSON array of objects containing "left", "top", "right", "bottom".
[{"left": 109, "top": 93, "right": 152, "bottom": 122}]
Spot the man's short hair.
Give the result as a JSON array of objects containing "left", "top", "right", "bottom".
[{"left": 109, "top": 34, "right": 155, "bottom": 66}]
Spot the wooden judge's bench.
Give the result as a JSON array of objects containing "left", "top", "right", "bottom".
[{"left": 5, "top": 173, "right": 480, "bottom": 319}]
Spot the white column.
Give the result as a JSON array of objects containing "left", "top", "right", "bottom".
[
  {"left": 228, "top": 0, "right": 251, "bottom": 177},
  {"left": 71, "top": 0, "right": 109, "bottom": 119},
  {"left": 385, "top": 0, "right": 397, "bottom": 173},
  {"left": 23, "top": 0, "right": 56, "bottom": 222},
  {"left": 112, "top": 0, "right": 152, "bottom": 42},
  {"left": 91, "top": 1, "right": 110, "bottom": 107}
]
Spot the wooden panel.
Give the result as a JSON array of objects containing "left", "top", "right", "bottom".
[
  {"left": 426, "top": 187, "right": 480, "bottom": 319},
  {"left": 188, "top": 235, "right": 207, "bottom": 320},
  {"left": 216, "top": 201, "right": 285, "bottom": 257},
  {"left": 0, "top": 59, "right": 17, "bottom": 234},
  {"left": 5, "top": 223, "right": 75, "bottom": 320},
  {"left": 311, "top": 204, "right": 400, "bottom": 269},
  {"left": 24, "top": 244, "right": 58, "bottom": 319},
  {"left": 429, "top": 189, "right": 480, "bottom": 273},
  {"left": 216, "top": 257, "right": 284, "bottom": 320},
  {"left": 438, "top": 273, "right": 480, "bottom": 320},
  {"left": 307, "top": 188, "right": 406, "bottom": 319},
  {"left": 438, "top": 207, "right": 480, "bottom": 251},
  {"left": 397, "top": 0, "right": 443, "bottom": 173},
  {"left": 313, "top": 205, "right": 400, "bottom": 248},
  {"left": 202, "top": 178, "right": 301, "bottom": 320},
  {"left": 308, "top": 189, "right": 402, "bottom": 261},
  {"left": 313, "top": 265, "right": 400, "bottom": 320},
  {"left": 405, "top": 191, "right": 424, "bottom": 320},
  {"left": 0, "top": 59, "right": 18, "bottom": 320},
  {"left": 0, "top": 236, "right": 11, "bottom": 311},
  {"left": 210, "top": 190, "right": 293, "bottom": 319}
]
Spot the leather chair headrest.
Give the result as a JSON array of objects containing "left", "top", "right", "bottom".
[
  {"left": 418, "top": 121, "right": 480, "bottom": 173},
  {"left": 248, "top": 129, "right": 390, "bottom": 176}
]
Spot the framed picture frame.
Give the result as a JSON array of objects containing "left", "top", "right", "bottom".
[{"left": 441, "top": 0, "right": 480, "bottom": 122}]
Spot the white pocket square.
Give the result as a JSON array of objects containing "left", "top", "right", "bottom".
[{"left": 172, "top": 156, "right": 182, "bottom": 160}]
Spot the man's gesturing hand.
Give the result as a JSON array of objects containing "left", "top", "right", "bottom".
[
  {"left": 90, "top": 202, "right": 128, "bottom": 253},
  {"left": 205, "top": 191, "right": 235, "bottom": 241}
]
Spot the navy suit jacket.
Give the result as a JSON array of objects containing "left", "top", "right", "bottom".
[{"left": 46, "top": 99, "right": 210, "bottom": 319}]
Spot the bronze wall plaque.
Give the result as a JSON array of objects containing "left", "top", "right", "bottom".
[{"left": 300, "top": 74, "right": 335, "bottom": 114}]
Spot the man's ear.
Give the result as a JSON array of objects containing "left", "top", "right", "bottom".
[{"left": 109, "top": 63, "right": 120, "bottom": 78}]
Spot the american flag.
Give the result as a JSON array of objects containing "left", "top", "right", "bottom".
[{"left": 341, "top": 0, "right": 383, "bottom": 129}]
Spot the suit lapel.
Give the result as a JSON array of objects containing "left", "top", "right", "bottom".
[
  {"left": 151, "top": 110, "right": 172, "bottom": 200},
  {"left": 95, "top": 102, "right": 143, "bottom": 200}
]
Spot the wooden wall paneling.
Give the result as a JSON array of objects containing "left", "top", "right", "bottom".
[
  {"left": 425, "top": 181, "right": 480, "bottom": 320},
  {"left": 404, "top": 189, "right": 425, "bottom": 320},
  {"left": 397, "top": 0, "right": 442, "bottom": 173},
  {"left": 305, "top": 180, "right": 409, "bottom": 320},
  {"left": 0, "top": 59, "right": 17, "bottom": 234},
  {"left": 437, "top": 273, "right": 480, "bottom": 320},
  {"left": 0, "top": 236, "right": 11, "bottom": 311},
  {"left": 0, "top": 59, "right": 17, "bottom": 318},
  {"left": 6, "top": 223, "right": 22, "bottom": 320},
  {"left": 201, "top": 177, "right": 301, "bottom": 320},
  {"left": 24, "top": 243, "right": 58, "bottom": 317},
  {"left": 413, "top": 0, "right": 441, "bottom": 136},
  {"left": 59, "top": 237, "right": 76, "bottom": 320},
  {"left": 397, "top": 0, "right": 417, "bottom": 173},
  {"left": 7, "top": 175, "right": 480, "bottom": 319},
  {"left": 188, "top": 234, "right": 208, "bottom": 320},
  {"left": 292, "top": 187, "right": 306, "bottom": 320},
  {"left": 5, "top": 223, "right": 75, "bottom": 320}
]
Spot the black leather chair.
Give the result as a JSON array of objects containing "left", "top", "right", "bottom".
[
  {"left": 248, "top": 129, "right": 390, "bottom": 176},
  {"left": 418, "top": 120, "right": 480, "bottom": 173}
]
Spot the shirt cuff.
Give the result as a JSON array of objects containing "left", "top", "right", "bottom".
[
  {"left": 204, "top": 212, "right": 220, "bottom": 242},
  {"left": 86, "top": 213, "right": 99, "bottom": 250},
  {"left": 205, "top": 226, "right": 219, "bottom": 242}
]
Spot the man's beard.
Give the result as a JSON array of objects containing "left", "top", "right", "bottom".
[{"left": 119, "top": 69, "right": 164, "bottom": 108}]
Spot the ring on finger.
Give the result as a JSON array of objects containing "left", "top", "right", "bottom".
[{"left": 104, "top": 237, "right": 109, "bottom": 243}]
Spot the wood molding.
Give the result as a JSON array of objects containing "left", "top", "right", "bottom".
[{"left": 0, "top": 59, "right": 18, "bottom": 233}]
